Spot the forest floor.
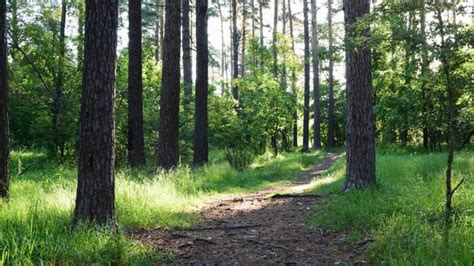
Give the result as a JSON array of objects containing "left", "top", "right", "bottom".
[{"left": 131, "top": 153, "right": 366, "bottom": 264}]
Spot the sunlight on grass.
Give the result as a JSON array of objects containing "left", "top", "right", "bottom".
[
  {"left": 0, "top": 150, "right": 324, "bottom": 264},
  {"left": 308, "top": 149, "right": 474, "bottom": 264}
]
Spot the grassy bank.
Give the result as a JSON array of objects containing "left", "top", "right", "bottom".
[
  {"left": 308, "top": 148, "right": 473, "bottom": 264},
  {"left": 0, "top": 150, "right": 324, "bottom": 264}
]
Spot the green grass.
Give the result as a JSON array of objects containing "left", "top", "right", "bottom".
[
  {"left": 0, "top": 149, "right": 324, "bottom": 264},
  {"left": 307, "top": 148, "right": 474, "bottom": 264}
]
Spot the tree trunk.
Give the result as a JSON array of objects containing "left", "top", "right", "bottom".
[
  {"left": 259, "top": 0, "right": 264, "bottom": 67},
  {"left": 251, "top": 0, "right": 257, "bottom": 68},
  {"left": 420, "top": 0, "right": 430, "bottom": 151},
  {"left": 72, "top": 0, "right": 119, "bottom": 227},
  {"left": 157, "top": 0, "right": 181, "bottom": 169},
  {"left": 342, "top": 0, "right": 376, "bottom": 192},
  {"left": 51, "top": 1, "right": 67, "bottom": 159},
  {"left": 435, "top": 6, "right": 460, "bottom": 219},
  {"left": 241, "top": 1, "right": 247, "bottom": 76},
  {"left": 193, "top": 0, "right": 209, "bottom": 166},
  {"left": 0, "top": 0, "right": 9, "bottom": 199},
  {"left": 288, "top": 0, "right": 297, "bottom": 148},
  {"left": 311, "top": 0, "right": 321, "bottom": 150},
  {"left": 272, "top": 0, "right": 279, "bottom": 76},
  {"left": 128, "top": 0, "right": 146, "bottom": 167},
  {"left": 182, "top": 0, "right": 192, "bottom": 115},
  {"left": 217, "top": 2, "right": 226, "bottom": 94},
  {"left": 280, "top": 0, "right": 287, "bottom": 90},
  {"left": 302, "top": 0, "right": 310, "bottom": 152},
  {"left": 77, "top": 0, "right": 85, "bottom": 69},
  {"left": 327, "top": 0, "right": 335, "bottom": 149},
  {"left": 231, "top": 0, "right": 239, "bottom": 99}
]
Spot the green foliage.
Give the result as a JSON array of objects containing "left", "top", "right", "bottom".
[
  {"left": 307, "top": 148, "right": 474, "bottom": 264},
  {"left": 225, "top": 147, "right": 254, "bottom": 171}
]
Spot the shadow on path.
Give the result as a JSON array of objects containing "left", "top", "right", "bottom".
[{"left": 131, "top": 153, "right": 365, "bottom": 264}]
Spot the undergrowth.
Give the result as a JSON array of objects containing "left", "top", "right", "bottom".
[
  {"left": 0, "top": 149, "right": 324, "bottom": 264},
  {"left": 308, "top": 147, "right": 473, "bottom": 264}
]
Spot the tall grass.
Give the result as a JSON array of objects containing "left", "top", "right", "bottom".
[
  {"left": 308, "top": 148, "right": 473, "bottom": 264},
  {"left": 0, "top": 150, "right": 324, "bottom": 264}
]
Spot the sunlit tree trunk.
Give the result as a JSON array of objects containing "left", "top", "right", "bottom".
[
  {"left": 0, "top": 0, "right": 9, "bottom": 199},
  {"left": 72, "top": 0, "right": 119, "bottom": 227},
  {"left": 128, "top": 0, "right": 146, "bottom": 167},
  {"left": 343, "top": 0, "right": 376, "bottom": 191},
  {"left": 193, "top": 0, "right": 209, "bottom": 166}
]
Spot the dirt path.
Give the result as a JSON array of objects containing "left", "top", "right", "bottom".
[{"left": 131, "top": 153, "right": 365, "bottom": 265}]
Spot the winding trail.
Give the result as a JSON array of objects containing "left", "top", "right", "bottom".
[{"left": 131, "top": 153, "right": 365, "bottom": 264}]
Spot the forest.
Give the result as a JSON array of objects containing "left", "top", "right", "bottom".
[{"left": 0, "top": 0, "right": 472, "bottom": 264}]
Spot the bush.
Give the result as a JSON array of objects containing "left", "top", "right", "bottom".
[{"left": 225, "top": 147, "right": 254, "bottom": 171}]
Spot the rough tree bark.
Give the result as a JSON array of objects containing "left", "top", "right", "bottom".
[
  {"left": 303, "top": 0, "right": 310, "bottom": 152},
  {"left": 342, "top": 0, "right": 376, "bottom": 192},
  {"left": 72, "top": 0, "right": 119, "bottom": 227},
  {"left": 182, "top": 0, "right": 192, "bottom": 115},
  {"left": 156, "top": 0, "right": 181, "bottom": 169},
  {"left": 193, "top": 0, "right": 209, "bottom": 166},
  {"left": 311, "top": 0, "right": 321, "bottom": 150},
  {"left": 128, "top": 0, "right": 146, "bottom": 167},
  {"left": 327, "top": 0, "right": 335, "bottom": 149},
  {"left": 0, "top": 0, "right": 9, "bottom": 199}
]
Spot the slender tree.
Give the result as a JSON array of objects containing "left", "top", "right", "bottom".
[
  {"left": 51, "top": 1, "right": 67, "bottom": 159},
  {"left": 241, "top": 0, "right": 247, "bottom": 76},
  {"left": 193, "top": 0, "right": 209, "bottom": 165},
  {"left": 259, "top": 0, "right": 264, "bottom": 67},
  {"left": 157, "top": 0, "right": 181, "bottom": 169},
  {"left": 72, "top": 0, "right": 119, "bottom": 227},
  {"left": 251, "top": 0, "right": 257, "bottom": 68},
  {"left": 182, "top": 0, "right": 192, "bottom": 114},
  {"left": 217, "top": 1, "right": 226, "bottom": 94},
  {"left": 231, "top": 0, "right": 239, "bottom": 99},
  {"left": 128, "top": 0, "right": 146, "bottom": 167},
  {"left": 342, "top": 0, "right": 376, "bottom": 191},
  {"left": 272, "top": 0, "right": 279, "bottom": 75},
  {"left": 327, "top": 0, "right": 335, "bottom": 149},
  {"left": 288, "top": 0, "right": 297, "bottom": 147},
  {"left": 0, "top": 0, "right": 9, "bottom": 199},
  {"left": 303, "top": 0, "right": 310, "bottom": 152},
  {"left": 311, "top": 0, "right": 321, "bottom": 149},
  {"left": 77, "top": 0, "right": 85, "bottom": 69}
]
